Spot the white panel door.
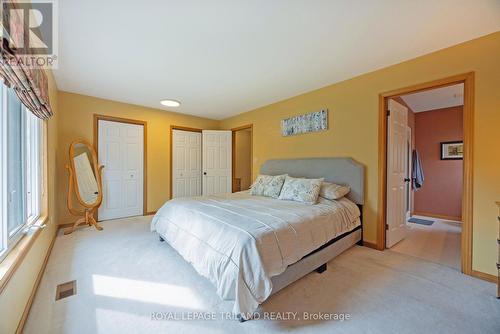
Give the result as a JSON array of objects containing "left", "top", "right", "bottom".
[
  {"left": 172, "top": 130, "right": 202, "bottom": 198},
  {"left": 202, "top": 130, "right": 232, "bottom": 195},
  {"left": 386, "top": 99, "right": 409, "bottom": 248},
  {"left": 98, "top": 120, "right": 144, "bottom": 221},
  {"left": 406, "top": 126, "right": 412, "bottom": 221}
]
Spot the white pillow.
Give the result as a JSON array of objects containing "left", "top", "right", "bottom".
[
  {"left": 320, "top": 182, "right": 350, "bottom": 200},
  {"left": 250, "top": 174, "right": 287, "bottom": 198},
  {"left": 278, "top": 176, "right": 324, "bottom": 205}
]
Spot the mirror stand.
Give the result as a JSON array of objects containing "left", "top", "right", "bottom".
[
  {"left": 65, "top": 165, "right": 104, "bottom": 235},
  {"left": 65, "top": 139, "right": 105, "bottom": 235}
]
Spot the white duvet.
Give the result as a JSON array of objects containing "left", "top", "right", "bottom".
[{"left": 151, "top": 192, "right": 360, "bottom": 317}]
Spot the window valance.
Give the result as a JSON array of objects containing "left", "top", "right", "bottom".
[
  {"left": 0, "top": 0, "right": 53, "bottom": 120},
  {"left": 0, "top": 39, "right": 53, "bottom": 120}
]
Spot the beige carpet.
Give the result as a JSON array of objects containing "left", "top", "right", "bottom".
[
  {"left": 391, "top": 216, "right": 461, "bottom": 269},
  {"left": 24, "top": 216, "right": 499, "bottom": 334}
]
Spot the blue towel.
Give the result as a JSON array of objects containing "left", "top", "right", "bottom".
[{"left": 412, "top": 150, "right": 424, "bottom": 190}]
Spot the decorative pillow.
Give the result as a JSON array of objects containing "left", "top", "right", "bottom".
[
  {"left": 278, "top": 176, "right": 324, "bottom": 204},
  {"left": 320, "top": 182, "right": 350, "bottom": 200},
  {"left": 250, "top": 174, "right": 287, "bottom": 198}
]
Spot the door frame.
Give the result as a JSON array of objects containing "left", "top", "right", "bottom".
[
  {"left": 377, "top": 72, "right": 474, "bottom": 276},
  {"left": 231, "top": 124, "right": 253, "bottom": 192},
  {"left": 169, "top": 125, "right": 202, "bottom": 199},
  {"left": 93, "top": 114, "right": 148, "bottom": 218}
]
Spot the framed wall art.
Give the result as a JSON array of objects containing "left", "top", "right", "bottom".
[
  {"left": 281, "top": 109, "right": 328, "bottom": 137},
  {"left": 440, "top": 141, "right": 463, "bottom": 160}
]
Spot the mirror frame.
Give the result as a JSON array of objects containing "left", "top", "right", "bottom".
[{"left": 69, "top": 139, "right": 104, "bottom": 209}]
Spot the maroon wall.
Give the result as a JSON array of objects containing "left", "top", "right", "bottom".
[{"left": 414, "top": 106, "right": 463, "bottom": 219}]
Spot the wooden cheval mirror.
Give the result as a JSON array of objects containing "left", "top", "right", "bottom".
[{"left": 65, "top": 139, "right": 104, "bottom": 235}]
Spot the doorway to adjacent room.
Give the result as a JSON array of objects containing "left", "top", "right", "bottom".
[
  {"left": 378, "top": 73, "right": 474, "bottom": 275},
  {"left": 231, "top": 124, "right": 253, "bottom": 192},
  {"left": 387, "top": 84, "right": 464, "bottom": 269}
]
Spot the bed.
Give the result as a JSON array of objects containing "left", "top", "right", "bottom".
[{"left": 151, "top": 157, "right": 364, "bottom": 321}]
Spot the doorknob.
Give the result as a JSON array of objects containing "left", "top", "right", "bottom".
[
  {"left": 203, "top": 172, "right": 207, "bottom": 175},
  {"left": 404, "top": 178, "right": 411, "bottom": 183}
]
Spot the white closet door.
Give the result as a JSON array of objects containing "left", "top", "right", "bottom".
[
  {"left": 98, "top": 120, "right": 144, "bottom": 221},
  {"left": 202, "top": 130, "right": 232, "bottom": 196},
  {"left": 172, "top": 130, "right": 202, "bottom": 198},
  {"left": 386, "top": 99, "right": 409, "bottom": 248}
]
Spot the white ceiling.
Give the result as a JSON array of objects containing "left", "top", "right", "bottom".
[
  {"left": 53, "top": 0, "right": 500, "bottom": 120},
  {"left": 401, "top": 83, "right": 464, "bottom": 113}
]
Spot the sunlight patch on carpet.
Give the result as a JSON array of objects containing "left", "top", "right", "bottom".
[{"left": 92, "top": 274, "right": 205, "bottom": 310}]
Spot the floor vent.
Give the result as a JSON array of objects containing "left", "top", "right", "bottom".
[{"left": 55, "top": 280, "right": 77, "bottom": 301}]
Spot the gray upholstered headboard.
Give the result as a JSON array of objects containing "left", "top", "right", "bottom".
[{"left": 260, "top": 157, "right": 365, "bottom": 205}]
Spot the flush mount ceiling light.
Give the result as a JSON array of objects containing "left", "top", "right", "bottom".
[{"left": 160, "top": 99, "right": 181, "bottom": 107}]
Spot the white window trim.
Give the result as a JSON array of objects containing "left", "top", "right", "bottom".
[
  {"left": 7, "top": 104, "right": 27, "bottom": 242},
  {"left": 0, "top": 85, "right": 6, "bottom": 260},
  {"left": 0, "top": 84, "right": 45, "bottom": 263}
]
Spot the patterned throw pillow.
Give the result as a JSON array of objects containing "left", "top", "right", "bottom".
[
  {"left": 278, "top": 176, "right": 324, "bottom": 205},
  {"left": 320, "top": 182, "right": 351, "bottom": 200},
  {"left": 250, "top": 174, "right": 287, "bottom": 198}
]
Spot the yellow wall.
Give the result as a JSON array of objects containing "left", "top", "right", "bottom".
[
  {"left": 0, "top": 71, "right": 59, "bottom": 334},
  {"left": 220, "top": 31, "right": 500, "bottom": 276},
  {"left": 2, "top": 33, "right": 498, "bottom": 334},
  {"left": 234, "top": 129, "right": 252, "bottom": 190},
  {"left": 57, "top": 92, "right": 219, "bottom": 225}
]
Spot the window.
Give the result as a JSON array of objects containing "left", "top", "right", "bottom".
[{"left": 0, "top": 82, "right": 44, "bottom": 261}]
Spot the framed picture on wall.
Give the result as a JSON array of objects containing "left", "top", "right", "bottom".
[{"left": 440, "top": 141, "right": 463, "bottom": 160}]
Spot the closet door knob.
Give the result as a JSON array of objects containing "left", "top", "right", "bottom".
[
  {"left": 404, "top": 178, "right": 410, "bottom": 182},
  {"left": 203, "top": 172, "right": 207, "bottom": 175}
]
